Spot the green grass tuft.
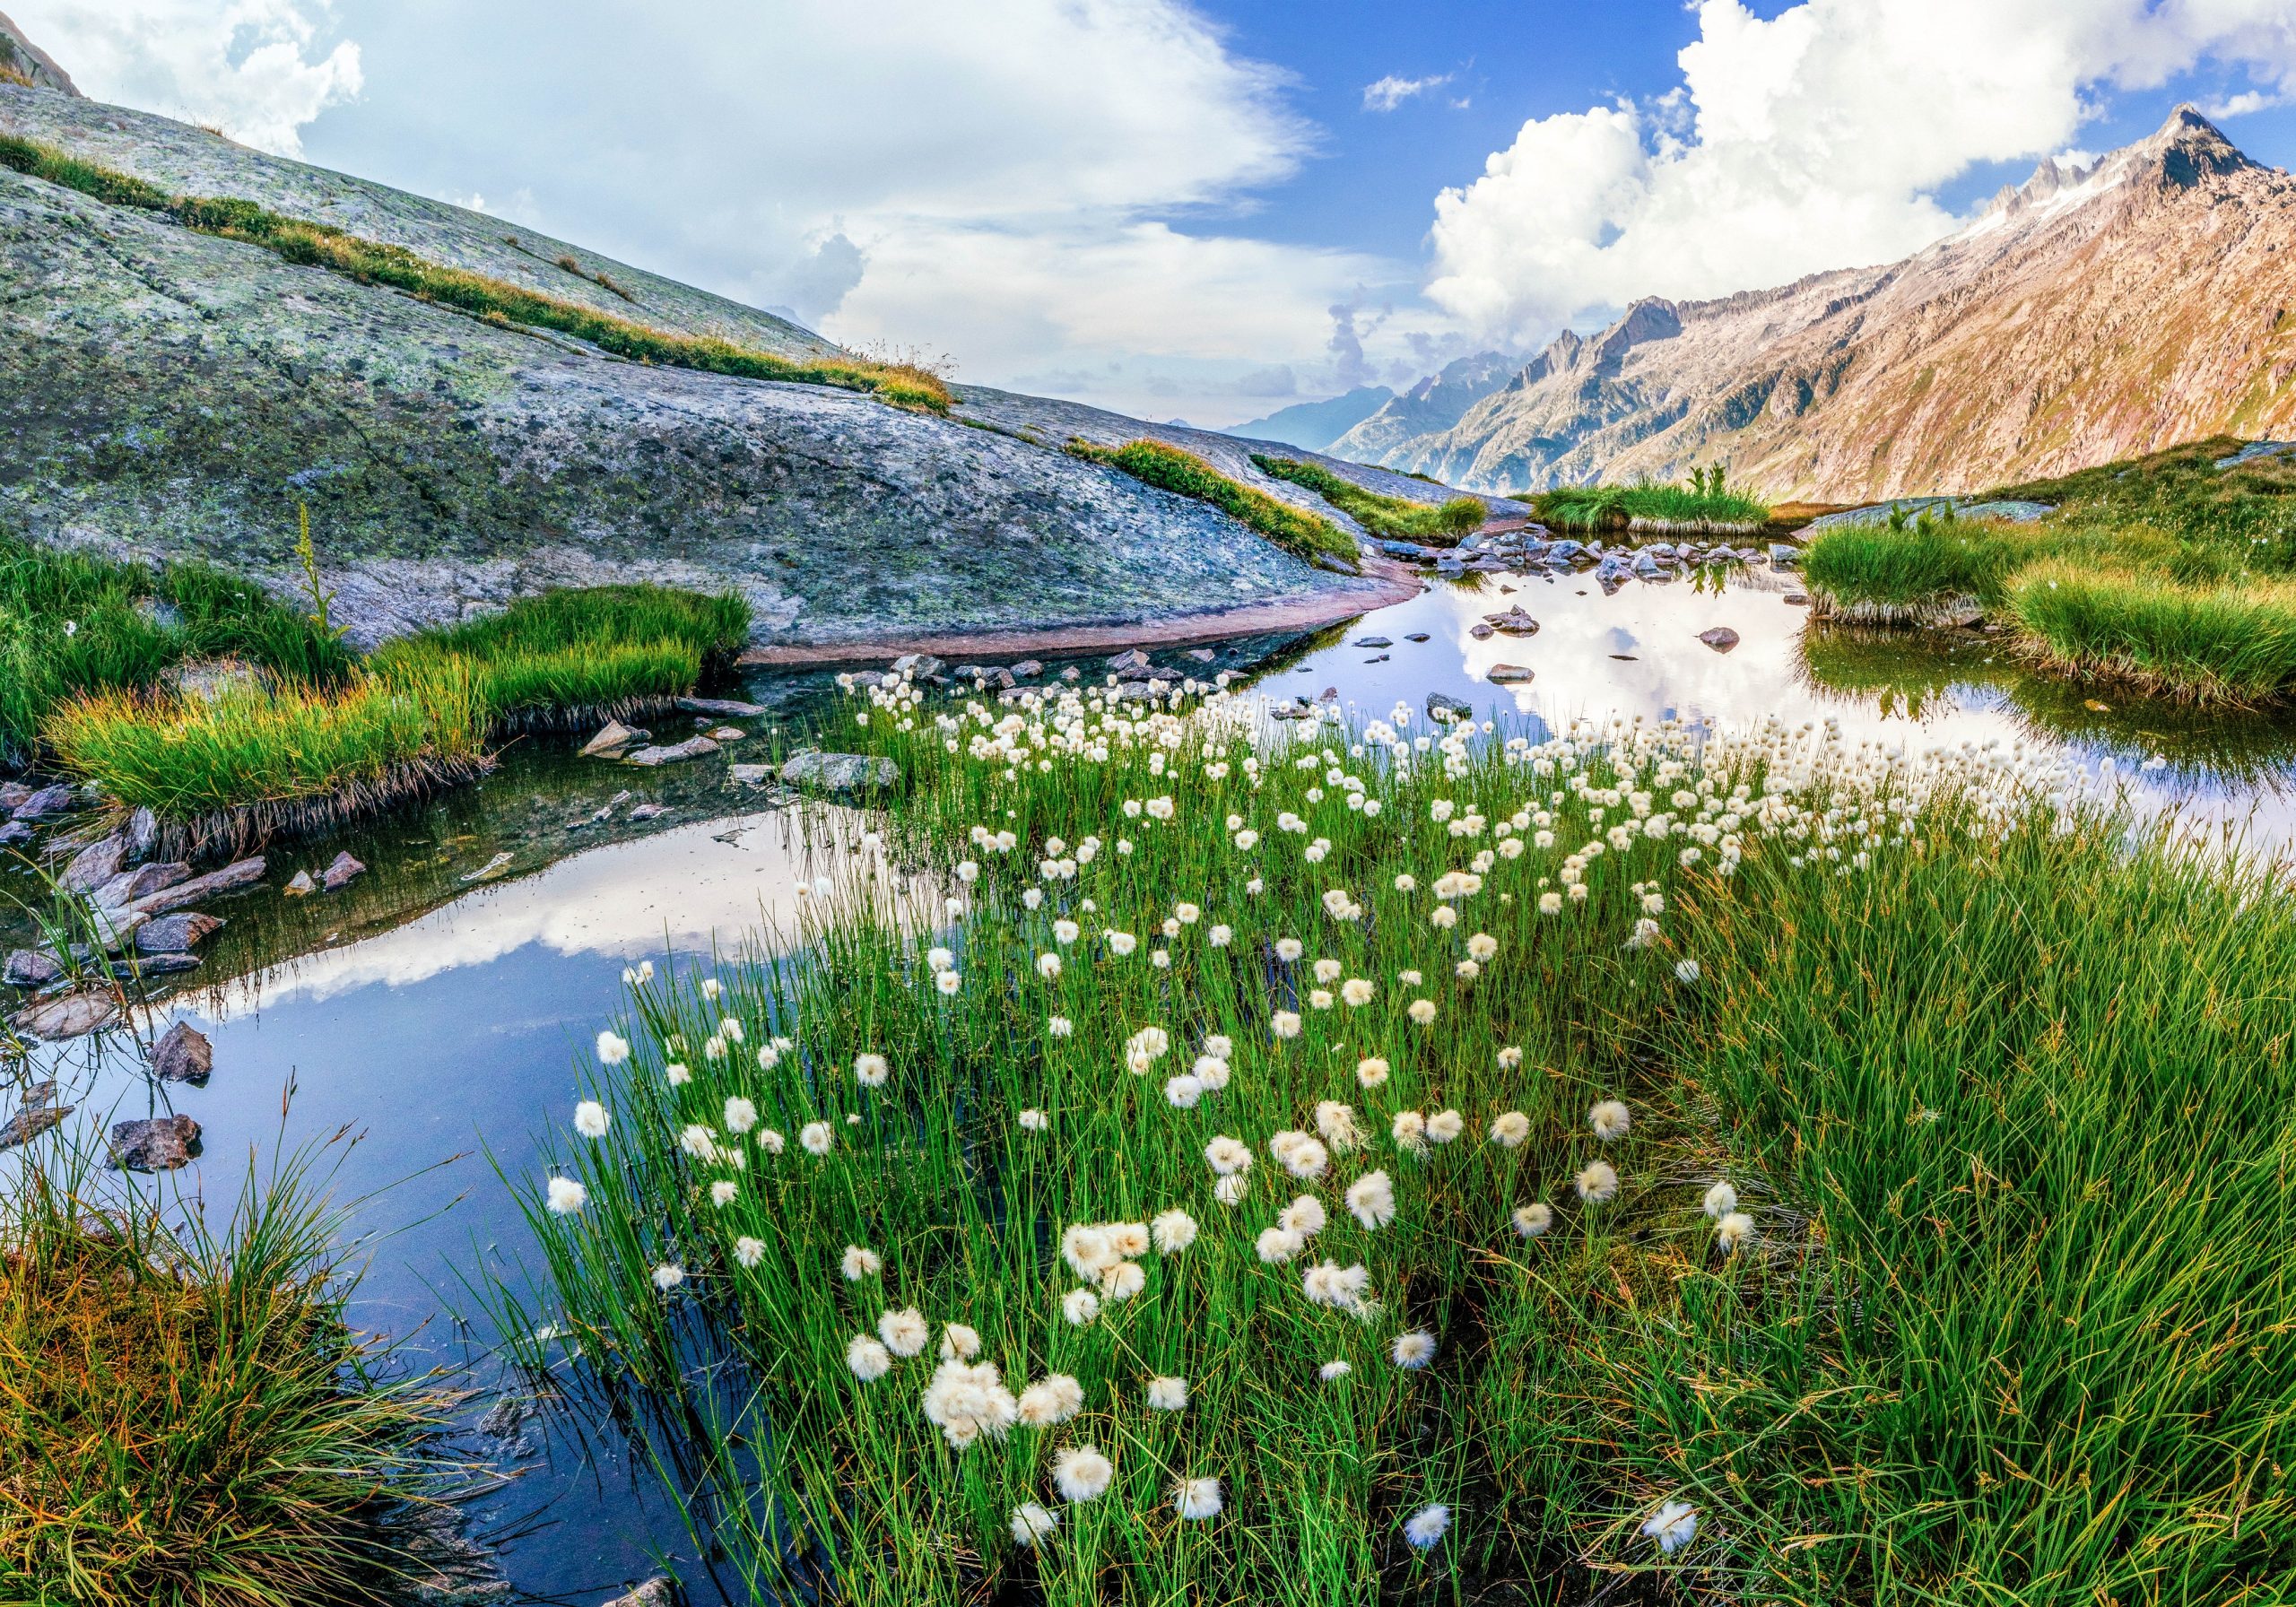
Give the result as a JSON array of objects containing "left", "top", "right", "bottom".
[
  {"left": 1250, "top": 456, "right": 1484, "bottom": 545},
  {"left": 2005, "top": 559, "right": 2296, "bottom": 704},
  {"left": 1066, "top": 439, "right": 1358, "bottom": 565},
  {"left": 1535, "top": 468, "right": 1770, "bottom": 533}
]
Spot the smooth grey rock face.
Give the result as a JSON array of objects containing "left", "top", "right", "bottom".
[
  {"left": 10, "top": 785, "right": 73, "bottom": 821},
  {"left": 1487, "top": 664, "right": 1535, "bottom": 682},
  {"left": 0, "top": 91, "right": 1442, "bottom": 652},
  {"left": 321, "top": 850, "right": 367, "bottom": 890},
  {"left": 624, "top": 736, "right": 719, "bottom": 767},
  {"left": 780, "top": 751, "right": 899, "bottom": 793},
  {"left": 94, "top": 861, "right": 193, "bottom": 908},
  {"left": 57, "top": 832, "right": 125, "bottom": 892},
  {"left": 129, "top": 856, "right": 265, "bottom": 916},
  {"left": 1698, "top": 627, "right": 1741, "bottom": 652},
  {"left": 11, "top": 989, "right": 119, "bottom": 1040},
  {"left": 2, "top": 949, "right": 61, "bottom": 987}
]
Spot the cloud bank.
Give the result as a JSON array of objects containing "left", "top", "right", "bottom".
[{"left": 1428, "top": 0, "right": 2296, "bottom": 340}]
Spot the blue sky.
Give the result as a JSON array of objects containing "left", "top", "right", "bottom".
[{"left": 25, "top": 1, "right": 2296, "bottom": 424}]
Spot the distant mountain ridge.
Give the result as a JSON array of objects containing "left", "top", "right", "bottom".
[
  {"left": 1224, "top": 386, "right": 1393, "bottom": 453},
  {"left": 1339, "top": 108, "right": 2296, "bottom": 499}
]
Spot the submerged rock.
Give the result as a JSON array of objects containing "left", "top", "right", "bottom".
[
  {"left": 603, "top": 1580, "right": 680, "bottom": 1607},
  {"left": 283, "top": 870, "right": 317, "bottom": 896},
  {"left": 109, "top": 1114, "right": 200, "bottom": 1171},
  {"left": 580, "top": 719, "right": 647, "bottom": 757},
  {"left": 151, "top": 1021, "right": 213, "bottom": 1082},
  {"left": 93, "top": 861, "right": 193, "bottom": 908},
  {"left": 780, "top": 751, "right": 899, "bottom": 793},
  {"left": 132, "top": 951, "right": 203, "bottom": 975},
  {"left": 322, "top": 850, "right": 367, "bottom": 890},
  {"left": 0, "top": 1086, "right": 69, "bottom": 1152},
  {"left": 625, "top": 735, "right": 720, "bottom": 767},
  {"left": 3, "top": 950, "right": 62, "bottom": 987},
  {"left": 676, "top": 696, "right": 768, "bottom": 717},
  {"left": 12, "top": 989, "right": 120, "bottom": 1040}
]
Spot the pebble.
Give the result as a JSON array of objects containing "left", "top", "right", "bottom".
[{"left": 109, "top": 1114, "right": 201, "bottom": 1172}]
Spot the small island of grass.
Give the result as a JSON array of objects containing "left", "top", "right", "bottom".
[{"left": 1534, "top": 465, "right": 1771, "bottom": 534}]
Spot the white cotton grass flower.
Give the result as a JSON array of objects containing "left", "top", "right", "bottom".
[
  {"left": 1145, "top": 1375, "right": 1187, "bottom": 1412},
  {"left": 1309, "top": 988, "right": 1335, "bottom": 1010},
  {"left": 1170, "top": 1475, "right": 1222, "bottom": 1520},
  {"left": 1256, "top": 1226, "right": 1306, "bottom": 1264},
  {"left": 1356, "top": 1055, "right": 1390, "bottom": 1090},
  {"left": 1407, "top": 998, "right": 1438, "bottom": 1025},
  {"left": 1105, "top": 1222, "right": 1154, "bottom": 1260},
  {"left": 846, "top": 1333, "right": 893, "bottom": 1381},
  {"left": 666, "top": 1062, "right": 692, "bottom": 1087},
  {"left": 1107, "top": 932, "right": 1138, "bottom": 957},
  {"left": 718, "top": 1017, "right": 744, "bottom": 1045},
  {"left": 1152, "top": 1208, "right": 1199, "bottom": 1253},
  {"left": 724, "top": 1096, "right": 759, "bottom": 1134},
  {"left": 935, "top": 969, "right": 962, "bottom": 995},
  {"left": 1496, "top": 1046, "right": 1524, "bottom": 1069},
  {"left": 1717, "top": 1211, "right": 1756, "bottom": 1253},
  {"left": 1274, "top": 937, "right": 1304, "bottom": 962},
  {"left": 1391, "top": 1329, "right": 1437, "bottom": 1369},
  {"left": 759, "top": 1130, "right": 785, "bottom": 1155},
  {"left": 1016, "top": 1373, "right": 1085, "bottom": 1426},
  {"left": 1317, "top": 1101, "right": 1367, "bottom": 1151},
  {"left": 1675, "top": 958, "right": 1701, "bottom": 984},
  {"left": 1313, "top": 958, "right": 1344, "bottom": 985},
  {"left": 1489, "top": 1110, "right": 1530, "bottom": 1147},
  {"left": 879, "top": 1307, "right": 928, "bottom": 1357},
  {"left": 1391, "top": 1111, "right": 1428, "bottom": 1155},
  {"left": 1426, "top": 1109, "right": 1464, "bottom": 1145},
  {"left": 544, "top": 1175, "right": 587, "bottom": 1214},
  {"left": 1053, "top": 917, "right": 1081, "bottom": 944},
  {"left": 1574, "top": 1160, "right": 1621, "bottom": 1203},
  {"left": 710, "top": 1179, "right": 738, "bottom": 1208},
  {"left": 1214, "top": 1174, "right": 1250, "bottom": 1207},
  {"left": 921, "top": 1357, "right": 1019, "bottom": 1448},
  {"left": 1100, "top": 1261, "right": 1147, "bottom": 1301},
  {"left": 942, "top": 1323, "right": 983, "bottom": 1361},
  {"left": 1048, "top": 1015, "right": 1074, "bottom": 1038},
  {"left": 1278, "top": 1134, "right": 1329, "bottom": 1179},
  {"left": 1062, "top": 1225, "right": 1118, "bottom": 1279},
  {"left": 652, "top": 1263, "right": 685, "bottom": 1291},
  {"left": 800, "top": 1121, "right": 834, "bottom": 1156},
  {"left": 1589, "top": 1099, "right": 1631, "bottom": 1142},
  {"left": 1513, "top": 1202, "right": 1553, "bottom": 1238},
  {"left": 1192, "top": 1054, "right": 1231, "bottom": 1090},
  {"left": 1404, "top": 1502, "right": 1450, "bottom": 1550},
  {"left": 596, "top": 1030, "right": 630, "bottom": 1065},
  {"left": 1345, "top": 1170, "right": 1396, "bottom": 1229},
  {"left": 1019, "top": 1107, "right": 1049, "bottom": 1132},
  {"left": 1205, "top": 1136, "right": 1254, "bottom": 1176},
  {"left": 1165, "top": 1074, "right": 1205, "bottom": 1108},
  {"left": 572, "top": 1100, "right": 609, "bottom": 1139},
  {"left": 1036, "top": 951, "right": 1063, "bottom": 980},
  {"left": 1703, "top": 1179, "right": 1738, "bottom": 1219},
  {"left": 1272, "top": 1010, "right": 1302, "bottom": 1039},
  {"left": 1642, "top": 1499, "right": 1697, "bottom": 1554},
  {"left": 735, "top": 1235, "right": 765, "bottom": 1267},
  {"left": 855, "top": 1053, "right": 890, "bottom": 1087},
  {"left": 842, "top": 1245, "right": 883, "bottom": 1281},
  {"left": 1341, "top": 977, "right": 1375, "bottom": 1006},
  {"left": 1465, "top": 933, "right": 1498, "bottom": 962},
  {"left": 1010, "top": 1502, "right": 1059, "bottom": 1546},
  {"left": 1300, "top": 1260, "right": 1374, "bottom": 1313},
  {"left": 1053, "top": 1446, "right": 1115, "bottom": 1502},
  {"left": 1063, "top": 1288, "right": 1101, "bottom": 1326},
  {"left": 1279, "top": 1194, "right": 1327, "bottom": 1237}
]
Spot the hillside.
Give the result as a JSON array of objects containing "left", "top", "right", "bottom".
[
  {"left": 0, "top": 70, "right": 1512, "bottom": 649},
  {"left": 1223, "top": 386, "right": 1394, "bottom": 452},
  {"left": 1336, "top": 109, "right": 2296, "bottom": 500}
]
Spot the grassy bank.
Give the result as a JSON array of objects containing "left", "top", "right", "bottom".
[
  {"left": 1249, "top": 456, "right": 1485, "bottom": 545},
  {"left": 1065, "top": 439, "right": 1359, "bottom": 566},
  {"left": 500, "top": 674, "right": 2296, "bottom": 1604},
  {"left": 18, "top": 543, "right": 749, "bottom": 840},
  {"left": 0, "top": 533, "right": 353, "bottom": 767},
  {"left": 1803, "top": 440, "right": 2296, "bottom": 703},
  {"left": 1535, "top": 468, "right": 1770, "bottom": 533},
  {"left": 0, "top": 1148, "right": 458, "bottom": 1604},
  {"left": 0, "top": 133, "right": 949, "bottom": 413}
]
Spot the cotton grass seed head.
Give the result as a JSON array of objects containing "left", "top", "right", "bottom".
[
  {"left": 1356, "top": 1055, "right": 1390, "bottom": 1090},
  {"left": 573, "top": 1100, "right": 608, "bottom": 1139},
  {"left": 1256, "top": 1226, "right": 1305, "bottom": 1264},
  {"left": 1589, "top": 1099, "right": 1631, "bottom": 1142},
  {"left": 1170, "top": 1475, "right": 1222, "bottom": 1520},
  {"left": 1427, "top": 1109, "right": 1464, "bottom": 1144},
  {"left": 1317, "top": 1100, "right": 1367, "bottom": 1150},
  {"left": 1490, "top": 1110, "right": 1530, "bottom": 1147},
  {"left": 1717, "top": 1211, "right": 1756, "bottom": 1253},
  {"left": 854, "top": 1053, "right": 889, "bottom": 1087},
  {"left": 1145, "top": 1375, "right": 1187, "bottom": 1412},
  {"left": 545, "top": 1175, "right": 587, "bottom": 1214},
  {"left": 1642, "top": 1499, "right": 1697, "bottom": 1554},
  {"left": 1392, "top": 1329, "right": 1437, "bottom": 1369},
  {"left": 1100, "top": 1260, "right": 1146, "bottom": 1301},
  {"left": 1017, "top": 1372, "right": 1084, "bottom": 1425},
  {"left": 1214, "top": 1174, "right": 1250, "bottom": 1207},
  {"left": 878, "top": 1307, "right": 928, "bottom": 1356},
  {"left": 1319, "top": 1359, "right": 1352, "bottom": 1381},
  {"left": 1346, "top": 1170, "right": 1396, "bottom": 1229},
  {"left": 1404, "top": 1503, "right": 1451, "bottom": 1550},
  {"left": 1010, "top": 1502, "right": 1059, "bottom": 1546},
  {"left": 1513, "top": 1203, "right": 1553, "bottom": 1238},
  {"left": 1575, "top": 1160, "right": 1621, "bottom": 1203},
  {"left": 735, "top": 1236, "right": 765, "bottom": 1267},
  {"left": 1053, "top": 1446, "right": 1114, "bottom": 1501},
  {"left": 596, "top": 1030, "right": 630, "bottom": 1065},
  {"left": 800, "top": 1121, "right": 833, "bottom": 1156},
  {"left": 1407, "top": 998, "right": 1438, "bottom": 1024},
  {"left": 942, "top": 1323, "right": 982, "bottom": 1361},
  {"left": 846, "top": 1334, "right": 892, "bottom": 1381},
  {"left": 1151, "top": 1208, "right": 1199, "bottom": 1253},
  {"left": 1062, "top": 1288, "right": 1101, "bottom": 1326},
  {"left": 842, "top": 1244, "right": 882, "bottom": 1281},
  {"left": 724, "top": 1097, "right": 758, "bottom": 1134},
  {"left": 1703, "top": 1179, "right": 1738, "bottom": 1219},
  {"left": 1205, "top": 1136, "right": 1253, "bottom": 1176},
  {"left": 651, "top": 1263, "right": 684, "bottom": 1291},
  {"left": 1279, "top": 1194, "right": 1327, "bottom": 1237}
]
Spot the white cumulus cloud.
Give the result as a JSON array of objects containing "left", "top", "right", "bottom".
[
  {"left": 13, "top": 0, "right": 361, "bottom": 155},
  {"left": 1427, "top": 0, "right": 2296, "bottom": 341}
]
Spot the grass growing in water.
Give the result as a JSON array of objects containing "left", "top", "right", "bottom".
[
  {"left": 2005, "top": 559, "right": 2296, "bottom": 704},
  {"left": 1535, "top": 466, "right": 1770, "bottom": 533},
  {"left": 0, "top": 133, "right": 949, "bottom": 413},
  {"left": 1065, "top": 439, "right": 1359, "bottom": 566},
  {"left": 0, "top": 1145, "right": 461, "bottom": 1604},
  {"left": 1249, "top": 456, "right": 1485, "bottom": 544},
  {"left": 499, "top": 673, "right": 2296, "bottom": 1603}
]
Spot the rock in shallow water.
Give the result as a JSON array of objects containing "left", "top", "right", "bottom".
[
  {"left": 136, "top": 912, "right": 223, "bottom": 954},
  {"left": 603, "top": 1580, "right": 680, "bottom": 1607},
  {"left": 3, "top": 950, "right": 62, "bottom": 987},
  {"left": 129, "top": 857, "right": 264, "bottom": 916},
  {"left": 0, "top": 1086, "right": 69, "bottom": 1151},
  {"left": 1487, "top": 664, "right": 1535, "bottom": 683},
  {"left": 624, "top": 736, "right": 720, "bottom": 767},
  {"left": 151, "top": 1021, "right": 213, "bottom": 1082},
  {"left": 322, "top": 850, "right": 367, "bottom": 890},
  {"left": 581, "top": 719, "right": 647, "bottom": 757},
  {"left": 11, "top": 989, "right": 119, "bottom": 1040},
  {"left": 780, "top": 751, "right": 900, "bottom": 794},
  {"left": 10, "top": 785, "right": 74, "bottom": 821},
  {"left": 1698, "top": 627, "right": 1741, "bottom": 652},
  {"left": 676, "top": 695, "right": 767, "bottom": 717},
  {"left": 109, "top": 1114, "right": 201, "bottom": 1171}
]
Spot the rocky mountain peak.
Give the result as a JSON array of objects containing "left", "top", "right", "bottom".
[{"left": 0, "top": 11, "right": 79, "bottom": 96}]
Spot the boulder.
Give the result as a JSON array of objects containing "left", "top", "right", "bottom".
[
  {"left": 1427, "top": 693, "right": 1473, "bottom": 723},
  {"left": 132, "top": 952, "right": 202, "bottom": 975},
  {"left": 1355, "top": 636, "right": 1392, "bottom": 648},
  {"left": 780, "top": 751, "right": 900, "bottom": 793},
  {"left": 1106, "top": 648, "right": 1152, "bottom": 674},
  {"left": 891, "top": 653, "right": 945, "bottom": 679},
  {"left": 1487, "top": 664, "right": 1535, "bottom": 683},
  {"left": 1467, "top": 623, "right": 1495, "bottom": 640},
  {"left": 321, "top": 851, "right": 367, "bottom": 890},
  {"left": 11, "top": 989, "right": 120, "bottom": 1040},
  {"left": 629, "top": 803, "right": 668, "bottom": 820},
  {"left": 728, "top": 764, "right": 773, "bottom": 786},
  {"left": 1769, "top": 543, "right": 1801, "bottom": 568},
  {"left": 1009, "top": 660, "right": 1045, "bottom": 680},
  {"left": 0, "top": 822, "right": 30, "bottom": 848},
  {"left": 0, "top": 782, "right": 27, "bottom": 811},
  {"left": 1698, "top": 627, "right": 1741, "bottom": 652},
  {"left": 705, "top": 725, "right": 748, "bottom": 740},
  {"left": 151, "top": 1021, "right": 213, "bottom": 1082},
  {"left": 3, "top": 950, "right": 62, "bottom": 987},
  {"left": 86, "top": 908, "right": 146, "bottom": 952},
  {"left": 57, "top": 833, "right": 126, "bottom": 893},
  {"left": 675, "top": 696, "right": 768, "bottom": 717},
  {"left": 624, "top": 736, "right": 720, "bottom": 767},
  {"left": 1483, "top": 608, "right": 1540, "bottom": 635},
  {"left": 581, "top": 719, "right": 647, "bottom": 757},
  {"left": 109, "top": 1114, "right": 201, "bottom": 1171},
  {"left": 129, "top": 857, "right": 265, "bottom": 917},
  {"left": 92, "top": 861, "right": 193, "bottom": 908},
  {"left": 10, "top": 784, "right": 74, "bottom": 821}
]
